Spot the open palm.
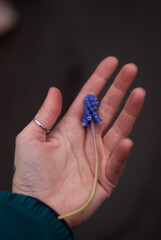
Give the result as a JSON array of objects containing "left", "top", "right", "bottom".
[{"left": 12, "top": 57, "right": 146, "bottom": 228}]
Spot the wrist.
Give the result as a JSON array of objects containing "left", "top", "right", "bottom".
[{"left": 12, "top": 184, "right": 74, "bottom": 228}]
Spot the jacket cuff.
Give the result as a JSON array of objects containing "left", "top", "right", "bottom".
[{"left": 0, "top": 191, "right": 74, "bottom": 240}]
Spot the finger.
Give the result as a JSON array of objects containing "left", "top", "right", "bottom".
[
  {"left": 25, "top": 87, "right": 62, "bottom": 140},
  {"left": 98, "top": 63, "right": 138, "bottom": 134},
  {"left": 103, "top": 87, "right": 146, "bottom": 150},
  {"left": 105, "top": 138, "right": 133, "bottom": 189},
  {"left": 66, "top": 56, "right": 118, "bottom": 118}
]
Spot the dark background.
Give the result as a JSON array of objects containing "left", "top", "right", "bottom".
[{"left": 0, "top": 0, "right": 161, "bottom": 239}]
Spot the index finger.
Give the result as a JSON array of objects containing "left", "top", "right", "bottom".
[{"left": 66, "top": 56, "right": 118, "bottom": 118}]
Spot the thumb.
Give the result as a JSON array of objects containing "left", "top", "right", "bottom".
[{"left": 25, "top": 87, "right": 62, "bottom": 139}]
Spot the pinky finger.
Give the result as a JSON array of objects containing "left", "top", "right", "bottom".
[{"left": 105, "top": 138, "right": 133, "bottom": 190}]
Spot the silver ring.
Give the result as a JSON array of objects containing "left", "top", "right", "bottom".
[{"left": 33, "top": 118, "right": 50, "bottom": 133}]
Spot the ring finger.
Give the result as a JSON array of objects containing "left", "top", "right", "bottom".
[{"left": 98, "top": 63, "right": 138, "bottom": 135}]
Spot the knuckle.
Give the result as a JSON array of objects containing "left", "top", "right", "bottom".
[
  {"left": 15, "top": 131, "right": 24, "bottom": 143},
  {"left": 112, "top": 124, "right": 124, "bottom": 137},
  {"left": 105, "top": 181, "right": 115, "bottom": 197},
  {"left": 39, "top": 105, "right": 55, "bottom": 118},
  {"left": 100, "top": 103, "right": 116, "bottom": 117}
]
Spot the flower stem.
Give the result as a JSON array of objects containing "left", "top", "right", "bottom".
[{"left": 57, "top": 120, "right": 98, "bottom": 220}]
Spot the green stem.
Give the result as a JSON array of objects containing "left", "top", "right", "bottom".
[{"left": 57, "top": 121, "right": 98, "bottom": 220}]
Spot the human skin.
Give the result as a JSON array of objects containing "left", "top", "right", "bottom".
[{"left": 12, "top": 57, "right": 146, "bottom": 228}]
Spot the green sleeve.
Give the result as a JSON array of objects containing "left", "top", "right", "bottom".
[{"left": 0, "top": 191, "right": 74, "bottom": 240}]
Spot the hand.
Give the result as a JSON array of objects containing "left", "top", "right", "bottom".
[{"left": 12, "top": 57, "right": 146, "bottom": 228}]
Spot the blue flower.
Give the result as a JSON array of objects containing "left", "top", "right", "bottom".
[{"left": 82, "top": 94, "right": 102, "bottom": 126}]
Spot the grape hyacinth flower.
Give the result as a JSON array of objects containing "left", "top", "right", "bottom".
[{"left": 82, "top": 94, "right": 102, "bottom": 126}]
